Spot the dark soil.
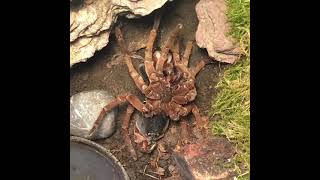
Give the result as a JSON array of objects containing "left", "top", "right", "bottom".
[{"left": 70, "top": 0, "right": 234, "bottom": 179}]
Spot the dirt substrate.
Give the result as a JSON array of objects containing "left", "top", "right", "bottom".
[{"left": 70, "top": 0, "right": 235, "bottom": 179}]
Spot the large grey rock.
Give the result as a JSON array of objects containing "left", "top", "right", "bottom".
[
  {"left": 195, "top": 0, "right": 241, "bottom": 64},
  {"left": 70, "top": 0, "right": 170, "bottom": 67},
  {"left": 70, "top": 90, "right": 117, "bottom": 140}
]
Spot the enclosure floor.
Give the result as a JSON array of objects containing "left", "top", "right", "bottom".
[{"left": 70, "top": 0, "right": 229, "bottom": 179}]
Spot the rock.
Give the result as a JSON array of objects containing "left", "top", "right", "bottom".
[
  {"left": 156, "top": 167, "right": 166, "bottom": 176},
  {"left": 70, "top": 90, "right": 117, "bottom": 140},
  {"left": 70, "top": 31, "right": 110, "bottom": 66},
  {"left": 174, "top": 137, "right": 236, "bottom": 180},
  {"left": 70, "top": 0, "right": 170, "bottom": 67},
  {"left": 168, "top": 165, "right": 176, "bottom": 173},
  {"left": 195, "top": 0, "right": 241, "bottom": 64}
]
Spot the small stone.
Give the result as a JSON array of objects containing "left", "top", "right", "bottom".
[
  {"left": 156, "top": 167, "right": 165, "bottom": 176},
  {"left": 170, "top": 127, "right": 177, "bottom": 134},
  {"left": 168, "top": 165, "right": 175, "bottom": 173},
  {"left": 70, "top": 90, "right": 117, "bottom": 140},
  {"left": 158, "top": 143, "right": 167, "bottom": 153}
]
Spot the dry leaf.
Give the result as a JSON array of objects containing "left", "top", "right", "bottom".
[
  {"left": 156, "top": 167, "right": 165, "bottom": 176},
  {"left": 158, "top": 143, "right": 167, "bottom": 153}
]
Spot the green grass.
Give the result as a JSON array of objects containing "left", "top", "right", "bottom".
[{"left": 209, "top": 0, "right": 250, "bottom": 179}]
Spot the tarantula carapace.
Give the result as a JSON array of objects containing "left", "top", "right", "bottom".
[{"left": 88, "top": 14, "right": 209, "bottom": 160}]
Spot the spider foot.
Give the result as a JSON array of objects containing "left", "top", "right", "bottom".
[
  {"left": 180, "top": 121, "right": 192, "bottom": 145},
  {"left": 194, "top": 116, "right": 210, "bottom": 130}
]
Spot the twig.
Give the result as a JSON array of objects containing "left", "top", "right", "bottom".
[
  {"left": 238, "top": 171, "right": 249, "bottom": 177},
  {"left": 145, "top": 173, "right": 160, "bottom": 180},
  {"left": 139, "top": 171, "right": 160, "bottom": 180},
  {"left": 138, "top": 165, "right": 160, "bottom": 180},
  {"left": 143, "top": 165, "right": 148, "bottom": 174},
  {"left": 149, "top": 171, "right": 165, "bottom": 176}
]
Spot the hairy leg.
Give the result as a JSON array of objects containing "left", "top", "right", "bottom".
[
  {"left": 181, "top": 41, "right": 193, "bottom": 67},
  {"left": 156, "top": 24, "right": 183, "bottom": 74},
  {"left": 190, "top": 59, "right": 206, "bottom": 77},
  {"left": 175, "top": 104, "right": 208, "bottom": 129},
  {"left": 175, "top": 63, "right": 194, "bottom": 80},
  {"left": 172, "top": 39, "right": 180, "bottom": 65},
  {"left": 121, "top": 105, "right": 137, "bottom": 160},
  {"left": 180, "top": 118, "right": 191, "bottom": 144},
  {"left": 191, "top": 105, "right": 209, "bottom": 129},
  {"left": 88, "top": 93, "right": 146, "bottom": 136},
  {"left": 172, "top": 88, "right": 197, "bottom": 105},
  {"left": 115, "top": 27, "right": 147, "bottom": 92},
  {"left": 144, "top": 13, "right": 161, "bottom": 82}
]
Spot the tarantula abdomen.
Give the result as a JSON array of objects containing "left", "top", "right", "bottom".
[{"left": 134, "top": 112, "right": 170, "bottom": 152}]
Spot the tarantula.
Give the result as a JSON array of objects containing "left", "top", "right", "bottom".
[{"left": 88, "top": 14, "right": 209, "bottom": 160}]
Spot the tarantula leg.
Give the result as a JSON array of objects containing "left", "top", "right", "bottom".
[
  {"left": 180, "top": 119, "right": 191, "bottom": 144},
  {"left": 126, "top": 54, "right": 148, "bottom": 92},
  {"left": 182, "top": 41, "right": 193, "bottom": 67},
  {"left": 144, "top": 13, "right": 161, "bottom": 82},
  {"left": 153, "top": 10, "right": 161, "bottom": 31},
  {"left": 115, "top": 27, "right": 148, "bottom": 92},
  {"left": 156, "top": 24, "right": 183, "bottom": 74},
  {"left": 172, "top": 89, "right": 197, "bottom": 105},
  {"left": 191, "top": 105, "right": 209, "bottom": 129},
  {"left": 88, "top": 93, "right": 146, "bottom": 136},
  {"left": 172, "top": 39, "right": 180, "bottom": 65},
  {"left": 190, "top": 59, "right": 206, "bottom": 76},
  {"left": 115, "top": 26, "right": 128, "bottom": 54},
  {"left": 121, "top": 105, "right": 138, "bottom": 160},
  {"left": 175, "top": 63, "right": 194, "bottom": 79}
]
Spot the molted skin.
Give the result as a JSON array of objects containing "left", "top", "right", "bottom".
[{"left": 88, "top": 13, "right": 209, "bottom": 160}]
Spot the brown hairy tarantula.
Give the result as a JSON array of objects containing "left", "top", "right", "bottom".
[{"left": 88, "top": 13, "right": 209, "bottom": 160}]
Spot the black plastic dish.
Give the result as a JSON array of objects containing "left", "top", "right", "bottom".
[{"left": 70, "top": 136, "right": 130, "bottom": 180}]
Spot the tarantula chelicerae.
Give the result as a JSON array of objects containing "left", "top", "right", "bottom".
[{"left": 88, "top": 14, "right": 209, "bottom": 160}]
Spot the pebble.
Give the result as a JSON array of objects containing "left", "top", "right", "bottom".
[
  {"left": 168, "top": 165, "right": 175, "bottom": 173},
  {"left": 70, "top": 90, "right": 117, "bottom": 140}
]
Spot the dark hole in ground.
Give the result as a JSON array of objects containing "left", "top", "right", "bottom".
[{"left": 70, "top": 0, "right": 231, "bottom": 179}]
